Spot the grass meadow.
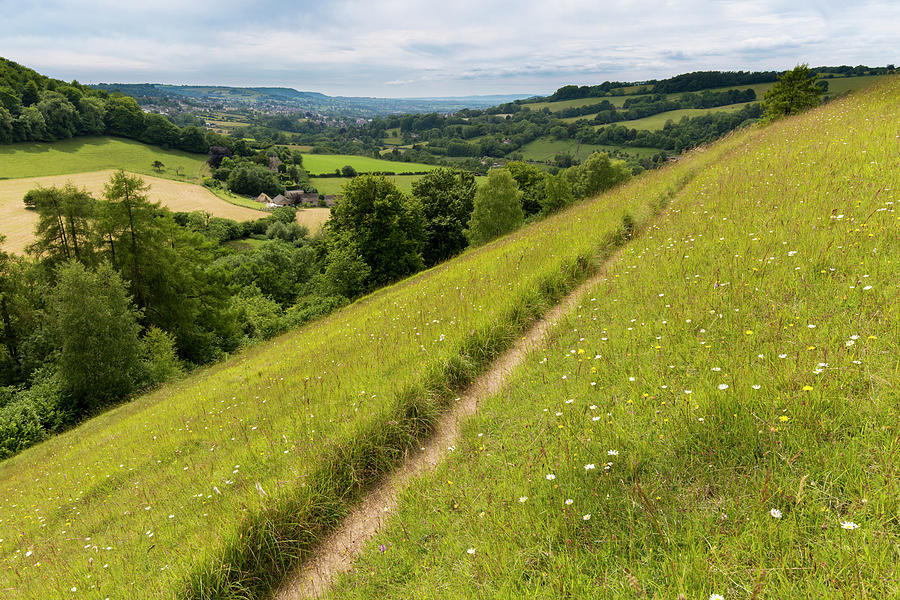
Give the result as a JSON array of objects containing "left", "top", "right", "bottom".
[
  {"left": 0, "top": 137, "right": 209, "bottom": 182},
  {"left": 325, "top": 78, "right": 900, "bottom": 599},
  {"left": 302, "top": 154, "right": 437, "bottom": 175},
  {"left": 0, "top": 119, "right": 749, "bottom": 598}
]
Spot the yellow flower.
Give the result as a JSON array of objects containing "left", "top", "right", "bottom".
[
  {"left": 779, "top": 416, "right": 790, "bottom": 422},
  {"left": 802, "top": 386, "right": 813, "bottom": 391},
  {"left": 745, "top": 330, "right": 754, "bottom": 335}
]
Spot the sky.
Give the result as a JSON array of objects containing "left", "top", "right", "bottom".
[{"left": 1, "top": 0, "right": 897, "bottom": 98}]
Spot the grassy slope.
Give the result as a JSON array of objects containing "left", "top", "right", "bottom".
[
  {"left": 328, "top": 78, "right": 900, "bottom": 598},
  {"left": 303, "top": 154, "right": 437, "bottom": 175},
  {"left": 0, "top": 136, "right": 209, "bottom": 182},
  {"left": 0, "top": 133, "right": 748, "bottom": 598}
]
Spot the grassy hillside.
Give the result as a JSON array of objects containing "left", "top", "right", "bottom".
[
  {"left": 0, "top": 118, "right": 748, "bottom": 598},
  {"left": 0, "top": 170, "right": 267, "bottom": 254},
  {"left": 303, "top": 154, "right": 437, "bottom": 175},
  {"left": 326, "top": 78, "right": 900, "bottom": 598},
  {"left": 0, "top": 136, "right": 209, "bottom": 181}
]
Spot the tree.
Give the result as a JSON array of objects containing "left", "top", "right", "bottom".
[
  {"left": 151, "top": 160, "right": 164, "bottom": 173},
  {"left": 321, "top": 232, "right": 371, "bottom": 298},
  {"left": 541, "top": 172, "right": 575, "bottom": 214},
  {"left": 35, "top": 92, "right": 78, "bottom": 140},
  {"left": 465, "top": 169, "right": 523, "bottom": 246},
  {"left": 341, "top": 165, "right": 357, "bottom": 177},
  {"left": 763, "top": 64, "right": 824, "bottom": 120},
  {"left": 76, "top": 96, "right": 106, "bottom": 135},
  {"left": 46, "top": 261, "right": 143, "bottom": 411},
  {"left": 24, "top": 184, "right": 96, "bottom": 263},
  {"left": 177, "top": 125, "right": 208, "bottom": 153},
  {"left": 327, "top": 175, "right": 425, "bottom": 286},
  {"left": 104, "top": 96, "right": 145, "bottom": 138},
  {"left": 505, "top": 161, "right": 546, "bottom": 216},
  {"left": 411, "top": 168, "right": 477, "bottom": 266},
  {"left": 565, "top": 151, "right": 630, "bottom": 200},
  {"left": 226, "top": 163, "right": 285, "bottom": 197}
]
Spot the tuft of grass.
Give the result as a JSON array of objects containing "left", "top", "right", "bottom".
[{"left": 326, "top": 76, "right": 900, "bottom": 599}]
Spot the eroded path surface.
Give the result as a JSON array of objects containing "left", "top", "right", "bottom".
[{"left": 274, "top": 258, "right": 619, "bottom": 599}]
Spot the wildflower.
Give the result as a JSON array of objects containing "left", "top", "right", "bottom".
[
  {"left": 467, "top": 547, "right": 476, "bottom": 555},
  {"left": 718, "top": 384, "right": 729, "bottom": 390},
  {"left": 546, "top": 474, "right": 556, "bottom": 481},
  {"left": 583, "top": 514, "right": 591, "bottom": 520},
  {"left": 519, "top": 496, "right": 528, "bottom": 503},
  {"left": 778, "top": 354, "right": 787, "bottom": 359},
  {"left": 379, "top": 544, "right": 386, "bottom": 553},
  {"left": 779, "top": 416, "right": 790, "bottom": 422},
  {"left": 769, "top": 508, "right": 782, "bottom": 519},
  {"left": 607, "top": 450, "right": 619, "bottom": 456},
  {"left": 710, "top": 595, "right": 725, "bottom": 600},
  {"left": 841, "top": 521, "right": 859, "bottom": 530},
  {"left": 752, "top": 384, "right": 761, "bottom": 390},
  {"left": 565, "top": 499, "right": 574, "bottom": 505},
  {"left": 584, "top": 463, "right": 596, "bottom": 470}
]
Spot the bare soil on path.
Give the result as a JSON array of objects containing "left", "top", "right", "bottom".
[{"left": 273, "top": 258, "right": 618, "bottom": 599}]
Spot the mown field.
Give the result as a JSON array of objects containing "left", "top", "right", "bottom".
[
  {"left": 0, "top": 170, "right": 267, "bottom": 254},
  {"left": 0, "top": 136, "right": 209, "bottom": 181},
  {"left": 326, "top": 78, "right": 900, "bottom": 599},
  {"left": 302, "top": 154, "right": 437, "bottom": 175},
  {"left": 0, "top": 118, "right": 750, "bottom": 598}
]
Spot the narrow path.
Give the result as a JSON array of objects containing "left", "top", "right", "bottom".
[{"left": 272, "top": 257, "right": 618, "bottom": 600}]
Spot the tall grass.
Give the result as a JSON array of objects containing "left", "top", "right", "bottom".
[
  {"left": 0, "top": 129, "right": 744, "bottom": 598},
  {"left": 327, "top": 77, "right": 899, "bottom": 598}
]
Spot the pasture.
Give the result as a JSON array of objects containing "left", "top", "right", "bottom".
[
  {"left": 327, "top": 77, "right": 900, "bottom": 600},
  {"left": 0, "top": 170, "right": 267, "bottom": 254},
  {"left": 613, "top": 102, "right": 754, "bottom": 130},
  {"left": 517, "top": 137, "right": 661, "bottom": 162},
  {"left": 301, "top": 153, "right": 437, "bottom": 175},
  {"left": 0, "top": 137, "right": 209, "bottom": 182},
  {"left": 0, "top": 119, "right": 744, "bottom": 598}
]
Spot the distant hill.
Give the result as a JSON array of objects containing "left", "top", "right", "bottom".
[{"left": 90, "top": 82, "right": 535, "bottom": 117}]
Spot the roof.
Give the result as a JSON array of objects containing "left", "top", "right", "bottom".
[{"left": 255, "top": 193, "right": 271, "bottom": 203}]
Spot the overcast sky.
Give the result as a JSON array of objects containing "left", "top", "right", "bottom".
[{"left": 1, "top": 0, "right": 897, "bottom": 97}]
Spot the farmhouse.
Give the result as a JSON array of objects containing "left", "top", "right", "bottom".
[
  {"left": 284, "top": 190, "right": 320, "bottom": 206},
  {"left": 269, "top": 194, "right": 291, "bottom": 207},
  {"left": 255, "top": 193, "right": 271, "bottom": 204}
]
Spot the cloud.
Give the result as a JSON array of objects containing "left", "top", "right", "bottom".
[{"left": 1, "top": 0, "right": 897, "bottom": 96}]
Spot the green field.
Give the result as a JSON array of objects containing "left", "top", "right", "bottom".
[
  {"left": 312, "top": 174, "right": 423, "bottom": 195},
  {"left": 0, "top": 136, "right": 209, "bottom": 181},
  {"left": 518, "top": 137, "right": 661, "bottom": 162},
  {"left": 613, "top": 102, "right": 754, "bottom": 130},
  {"left": 382, "top": 127, "right": 404, "bottom": 145},
  {"left": 302, "top": 154, "right": 437, "bottom": 175},
  {"left": 0, "top": 111, "right": 743, "bottom": 598},
  {"left": 327, "top": 77, "right": 900, "bottom": 599}
]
